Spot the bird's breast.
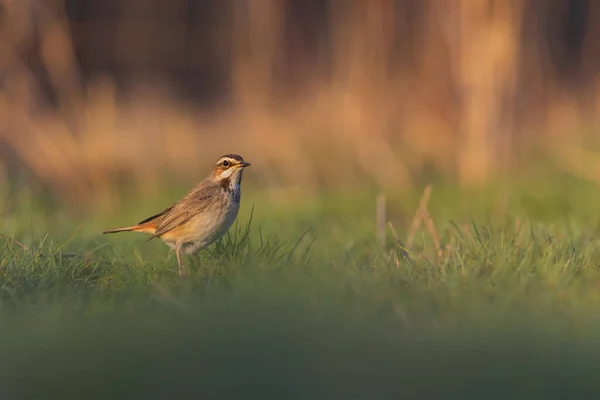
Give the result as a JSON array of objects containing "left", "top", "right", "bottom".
[{"left": 179, "top": 189, "right": 240, "bottom": 252}]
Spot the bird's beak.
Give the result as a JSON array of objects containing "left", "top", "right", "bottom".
[{"left": 240, "top": 161, "right": 251, "bottom": 168}]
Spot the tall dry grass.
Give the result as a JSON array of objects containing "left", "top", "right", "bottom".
[{"left": 0, "top": 0, "right": 600, "bottom": 210}]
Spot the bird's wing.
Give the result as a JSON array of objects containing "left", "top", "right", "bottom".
[
  {"left": 148, "top": 184, "right": 217, "bottom": 240},
  {"left": 137, "top": 206, "right": 174, "bottom": 226}
]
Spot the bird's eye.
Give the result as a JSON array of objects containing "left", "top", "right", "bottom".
[{"left": 222, "top": 160, "right": 230, "bottom": 167}]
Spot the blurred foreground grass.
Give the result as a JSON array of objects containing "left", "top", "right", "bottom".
[{"left": 3, "top": 172, "right": 600, "bottom": 398}]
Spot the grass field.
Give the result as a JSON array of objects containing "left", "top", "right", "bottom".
[{"left": 3, "top": 169, "right": 600, "bottom": 398}]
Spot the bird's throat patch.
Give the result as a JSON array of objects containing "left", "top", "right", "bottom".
[{"left": 220, "top": 177, "right": 230, "bottom": 190}]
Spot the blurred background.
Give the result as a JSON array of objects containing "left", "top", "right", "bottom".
[
  {"left": 5, "top": 4, "right": 600, "bottom": 397},
  {"left": 1, "top": 0, "right": 599, "bottom": 211}
]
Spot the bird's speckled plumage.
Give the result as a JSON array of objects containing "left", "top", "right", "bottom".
[{"left": 102, "top": 154, "right": 251, "bottom": 276}]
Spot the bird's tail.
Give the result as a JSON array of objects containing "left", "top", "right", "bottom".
[{"left": 102, "top": 224, "right": 154, "bottom": 234}]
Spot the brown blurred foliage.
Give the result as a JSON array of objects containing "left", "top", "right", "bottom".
[{"left": 0, "top": 0, "right": 599, "bottom": 208}]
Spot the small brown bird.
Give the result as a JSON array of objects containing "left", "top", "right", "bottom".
[{"left": 102, "top": 154, "right": 251, "bottom": 276}]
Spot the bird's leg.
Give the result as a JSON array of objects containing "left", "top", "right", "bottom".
[{"left": 176, "top": 244, "right": 186, "bottom": 277}]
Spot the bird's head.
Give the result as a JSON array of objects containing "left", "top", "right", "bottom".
[{"left": 211, "top": 154, "right": 251, "bottom": 187}]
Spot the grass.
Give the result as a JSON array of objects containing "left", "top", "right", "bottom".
[{"left": 3, "top": 173, "right": 600, "bottom": 398}]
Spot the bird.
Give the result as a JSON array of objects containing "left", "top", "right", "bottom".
[{"left": 102, "top": 154, "right": 251, "bottom": 276}]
